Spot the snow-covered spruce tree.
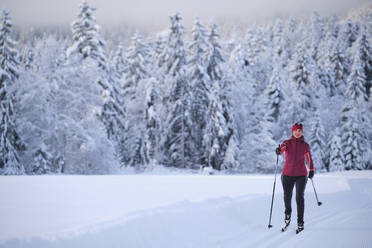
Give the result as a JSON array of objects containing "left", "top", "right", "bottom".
[
  {"left": 203, "top": 81, "right": 229, "bottom": 170},
  {"left": 309, "top": 111, "right": 327, "bottom": 171},
  {"left": 315, "top": 61, "right": 332, "bottom": 99},
  {"left": 272, "top": 18, "right": 290, "bottom": 67},
  {"left": 123, "top": 32, "right": 150, "bottom": 99},
  {"left": 278, "top": 39, "right": 314, "bottom": 141},
  {"left": 159, "top": 13, "right": 192, "bottom": 168},
  {"left": 151, "top": 35, "right": 165, "bottom": 74},
  {"left": 221, "top": 133, "right": 239, "bottom": 172},
  {"left": 206, "top": 22, "right": 224, "bottom": 82},
  {"left": 156, "top": 13, "right": 187, "bottom": 97},
  {"left": 278, "top": 97, "right": 305, "bottom": 142},
  {"left": 308, "top": 11, "right": 325, "bottom": 61},
  {"left": 144, "top": 78, "right": 160, "bottom": 168},
  {"left": 23, "top": 48, "right": 35, "bottom": 71},
  {"left": 289, "top": 40, "right": 315, "bottom": 115},
  {"left": 239, "top": 45, "right": 278, "bottom": 172},
  {"left": 69, "top": 0, "right": 112, "bottom": 95},
  {"left": 112, "top": 44, "right": 127, "bottom": 79},
  {"left": 272, "top": 18, "right": 284, "bottom": 57},
  {"left": 228, "top": 40, "right": 258, "bottom": 171},
  {"left": 284, "top": 16, "right": 300, "bottom": 61},
  {"left": 312, "top": 21, "right": 333, "bottom": 98},
  {"left": 341, "top": 19, "right": 360, "bottom": 49},
  {"left": 243, "top": 60, "right": 279, "bottom": 173},
  {"left": 228, "top": 42, "right": 252, "bottom": 94},
  {"left": 206, "top": 22, "right": 239, "bottom": 171},
  {"left": 245, "top": 25, "right": 265, "bottom": 67},
  {"left": 32, "top": 145, "right": 53, "bottom": 175},
  {"left": 237, "top": 60, "right": 277, "bottom": 173},
  {"left": 68, "top": 0, "right": 106, "bottom": 68},
  {"left": 122, "top": 32, "right": 150, "bottom": 169},
  {"left": 229, "top": 40, "right": 253, "bottom": 85},
  {"left": 328, "top": 128, "right": 344, "bottom": 172},
  {"left": 291, "top": 40, "right": 313, "bottom": 89},
  {"left": 246, "top": 119, "right": 277, "bottom": 173},
  {"left": 0, "top": 10, "right": 25, "bottom": 175},
  {"left": 67, "top": 0, "right": 122, "bottom": 173},
  {"left": 354, "top": 31, "right": 372, "bottom": 98},
  {"left": 187, "top": 18, "right": 211, "bottom": 167},
  {"left": 345, "top": 48, "right": 368, "bottom": 102},
  {"left": 328, "top": 37, "right": 349, "bottom": 93},
  {"left": 326, "top": 13, "right": 341, "bottom": 40},
  {"left": 340, "top": 105, "right": 366, "bottom": 170},
  {"left": 340, "top": 49, "right": 369, "bottom": 170},
  {"left": 245, "top": 25, "right": 270, "bottom": 98},
  {"left": 100, "top": 62, "right": 127, "bottom": 165},
  {"left": 150, "top": 35, "right": 165, "bottom": 74},
  {"left": 287, "top": 16, "right": 298, "bottom": 34},
  {"left": 321, "top": 32, "right": 337, "bottom": 97},
  {"left": 264, "top": 57, "right": 285, "bottom": 124}
]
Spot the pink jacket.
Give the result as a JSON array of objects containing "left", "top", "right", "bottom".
[{"left": 280, "top": 136, "right": 314, "bottom": 176}]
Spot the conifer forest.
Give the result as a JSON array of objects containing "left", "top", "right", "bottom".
[{"left": 0, "top": 1, "right": 371, "bottom": 175}]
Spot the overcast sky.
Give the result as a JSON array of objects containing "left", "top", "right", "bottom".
[{"left": 0, "top": 0, "right": 370, "bottom": 30}]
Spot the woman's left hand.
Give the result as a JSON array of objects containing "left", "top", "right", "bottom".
[{"left": 308, "top": 171, "right": 314, "bottom": 179}]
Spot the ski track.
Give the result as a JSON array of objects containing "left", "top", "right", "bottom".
[{"left": 1, "top": 174, "right": 372, "bottom": 248}]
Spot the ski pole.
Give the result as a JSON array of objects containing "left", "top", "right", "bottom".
[
  {"left": 268, "top": 144, "right": 281, "bottom": 229},
  {"left": 310, "top": 178, "right": 322, "bottom": 206}
]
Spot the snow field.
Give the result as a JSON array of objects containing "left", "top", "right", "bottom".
[{"left": 0, "top": 171, "right": 371, "bottom": 247}]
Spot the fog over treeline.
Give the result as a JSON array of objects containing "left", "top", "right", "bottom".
[
  {"left": 1, "top": 0, "right": 371, "bottom": 28},
  {"left": 3, "top": 0, "right": 371, "bottom": 49}
]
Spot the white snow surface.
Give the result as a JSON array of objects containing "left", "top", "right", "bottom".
[{"left": 1, "top": 171, "right": 372, "bottom": 247}]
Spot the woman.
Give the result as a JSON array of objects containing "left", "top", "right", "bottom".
[{"left": 276, "top": 122, "right": 314, "bottom": 233}]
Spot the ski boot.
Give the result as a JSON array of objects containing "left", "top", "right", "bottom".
[
  {"left": 281, "top": 214, "right": 291, "bottom": 232},
  {"left": 296, "top": 222, "right": 304, "bottom": 234}
]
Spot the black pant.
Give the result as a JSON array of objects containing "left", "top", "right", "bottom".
[{"left": 281, "top": 175, "right": 307, "bottom": 225}]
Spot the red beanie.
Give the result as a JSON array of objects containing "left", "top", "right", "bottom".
[{"left": 292, "top": 123, "right": 303, "bottom": 132}]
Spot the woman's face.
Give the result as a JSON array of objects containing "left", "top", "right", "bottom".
[{"left": 292, "top": 129, "right": 303, "bottom": 138}]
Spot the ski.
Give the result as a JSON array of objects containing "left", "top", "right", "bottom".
[
  {"left": 295, "top": 227, "right": 304, "bottom": 234},
  {"left": 281, "top": 224, "right": 290, "bottom": 232},
  {"left": 282, "top": 215, "right": 291, "bottom": 232}
]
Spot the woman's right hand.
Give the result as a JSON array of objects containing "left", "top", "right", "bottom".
[{"left": 275, "top": 147, "right": 281, "bottom": 155}]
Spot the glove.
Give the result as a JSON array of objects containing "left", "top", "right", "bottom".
[
  {"left": 308, "top": 171, "right": 314, "bottom": 179},
  {"left": 275, "top": 147, "right": 281, "bottom": 155}
]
